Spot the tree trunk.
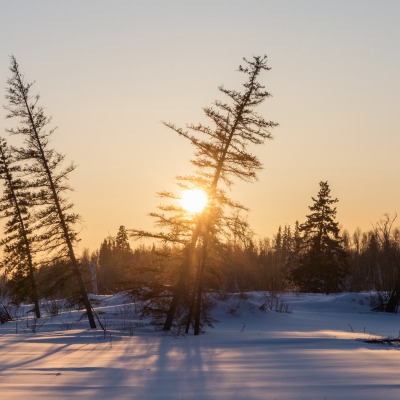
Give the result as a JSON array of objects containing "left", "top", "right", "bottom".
[
  {"left": 27, "top": 255, "right": 41, "bottom": 318},
  {"left": 162, "top": 57, "right": 269, "bottom": 332},
  {"left": 163, "top": 228, "right": 201, "bottom": 331},
  {"left": 194, "top": 235, "right": 209, "bottom": 335}
]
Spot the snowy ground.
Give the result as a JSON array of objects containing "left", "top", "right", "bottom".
[{"left": 1, "top": 292, "right": 400, "bottom": 400}]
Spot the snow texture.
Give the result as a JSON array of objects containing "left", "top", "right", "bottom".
[{"left": 0, "top": 292, "right": 399, "bottom": 399}]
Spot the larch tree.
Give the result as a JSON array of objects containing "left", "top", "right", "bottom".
[
  {"left": 4, "top": 56, "right": 96, "bottom": 328},
  {"left": 0, "top": 137, "right": 40, "bottom": 317},
  {"left": 132, "top": 55, "right": 277, "bottom": 334},
  {"left": 290, "top": 181, "right": 347, "bottom": 293}
]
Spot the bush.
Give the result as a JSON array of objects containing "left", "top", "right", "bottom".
[
  {"left": 259, "top": 292, "right": 290, "bottom": 313},
  {"left": 0, "top": 298, "right": 15, "bottom": 323}
]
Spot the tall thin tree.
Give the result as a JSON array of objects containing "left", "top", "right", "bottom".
[
  {"left": 4, "top": 56, "right": 96, "bottom": 328},
  {"left": 134, "top": 56, "right": 277, "bottom": 334},
  {"left": 0, "top": 137, "right": 40, "bottom": 317}
]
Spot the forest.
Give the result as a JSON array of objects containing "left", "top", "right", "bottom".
[{"left": 1, "top": 55, "right": 399, "bottom": 335}]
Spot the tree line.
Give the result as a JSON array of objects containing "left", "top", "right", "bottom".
[
  {"left": 71, "top": 187, "right": 400, "bottom": 319},
  {"left": 1, "top": 55, "right": 399, "bottom": 334}
]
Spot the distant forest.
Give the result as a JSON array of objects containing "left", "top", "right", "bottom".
[{"left": 69, "top": 202, "right": 400, "bottom": 306}]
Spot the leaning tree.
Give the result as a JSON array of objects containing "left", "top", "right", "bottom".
[
  {"left": 4, "top": 56, "right": 96, "bottom": 328},
  {"left": 132, "top": 55, "right": 277, "bottom": 334}
]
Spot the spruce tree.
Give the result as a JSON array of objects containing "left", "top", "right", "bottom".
[
  {"left": 4, "top": 56, "right": 96, "bottom": 328},
  {"left": 114, "top": 225, "right": 132, "bottom": 291},
  {"left": 115, "top": 225, "right": 131, "bottom": 251},
  {"left": 0, "top": 137, "right": 40, "bottom": 317},
  {"left": 291, "top": 181, "right": 347, "bottom": 293},
  {"left": 97, "top": 238, "right": 114, "bottom": 293}
]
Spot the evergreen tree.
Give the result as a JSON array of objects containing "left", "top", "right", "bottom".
[
  {"left": 132, "top": 56, "right": 277, "bottom": 334},
  {"left": 114, "top": 225, "right": 133, "bottom": 290},
  {"left": 290, "top": 181, "right": 347, "bottom": 293},
  {"left": 4, "top": 56, "right": 96, "bottom": 328},
  {"left": 97, "top": 237, "right": 115, "bottom": 293},
  {"left": 115, "top": 225, "right": 131, "bottom": 251},
  {"left": 282, "top": 225, "right": 292, "bottom": 261},
  {"left": 292, "top": 221, "right": 302, "bottom": 254},
  {"left": 167, "top": 56, "right": 277, "bottom": 334},
  {"left": 97, "top": 227, "right": 133, "bottom": 293},
  {"left": 274, "top": 226, "right": 283, "bottom": 259},
  {"left": 0, "top": 138, "right": 40, "bottom": 317}
]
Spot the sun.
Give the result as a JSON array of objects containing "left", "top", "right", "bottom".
[{"left": 180, "top": 188, "right": 208, "bottom": 214}]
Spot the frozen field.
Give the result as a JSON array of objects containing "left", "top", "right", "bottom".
[{"left": 0, "top": 292, "right": 399, "bottom": 399}]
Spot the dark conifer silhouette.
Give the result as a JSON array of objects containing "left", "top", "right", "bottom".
[
  {"left": 4, "top": 56, "right": 96, "bottom": 328},
  {"left": 0, "top": 137, "right": 40, "bottom": 317},
  {"left": 290, "top": 181, "right": 347, "bottom": 293}
]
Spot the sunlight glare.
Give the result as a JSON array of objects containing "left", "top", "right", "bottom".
[{"left": 180, "top": 188, "right": 208, "bottom": 213}]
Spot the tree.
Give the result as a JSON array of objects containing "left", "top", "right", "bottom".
[
  {"left": 97, "top": 237, "right": 115, "bottom": 293},
  {"left": 4, "top": 56, "right": 96, "bottom": 328},
  {"left": 80, "top": 248, "right": 99, "bottom": 295},
  {"left": 0, "top": 137, "right": 40, "bottom": 317},
  {"left": 132, "top": 55, "right": 277, "bottom": 334},
  {"left": 372, "top": 214, "right": 400, "bottom": 312},
  {"left": 290, "top": 181, "right": 347, "bottom": 293},
  {"left": 96, "top": 227, "right": 134, "bottom": 293},
  {"left": 115, "top": 225, "right": 131, "bottom": 252}
]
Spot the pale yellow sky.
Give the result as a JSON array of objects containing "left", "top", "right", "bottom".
[{"left": 1, "top": 1, "right": 399, "bottom": 253}]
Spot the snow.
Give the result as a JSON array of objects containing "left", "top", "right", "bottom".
[{"left": 1, "top": 292, "right": 400, "bottom": 399}]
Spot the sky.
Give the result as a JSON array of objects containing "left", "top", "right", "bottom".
[{"left": 0, "top": 1, "right": 399, "bottom": 253}]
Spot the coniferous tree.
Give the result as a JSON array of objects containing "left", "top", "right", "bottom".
[
  {"left": 290, "top": 181, "right": 347, "bottom": 293},
  {"left": 115, "top": 225, "right": 131, "bottom": 251},
  {"left": 97, "top": 238, "right": 114, "bottom": 293},
  {"left": 282, "top": 225, "right": 292, "bottom": 262},
  {"left": 114, "top": 225, "right": 132, "bottom": 289},
  {"left": 173, "top": 56, "right": 277, "bottom": 334},
  {"left": 97, "top": 228, "right": 134, "bottom": 293},
  {"left": 284, "top": 221, "right": 303, "bottom": 288},
  {"left": 0, "top": 138, "right": 40, "bottom": 317},
  {"left": 274, "top": 226, "right": 283, "bottom": 262},
  {"left": 132, "top": 55, "right": 277, "bottom": 334},
  {"left": 4, "top": 56, "right": 96, "bottom": 328}
]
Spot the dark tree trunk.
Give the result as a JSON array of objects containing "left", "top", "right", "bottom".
[{"left": 194, "top": 236, "right": 209, "bottom": 336}]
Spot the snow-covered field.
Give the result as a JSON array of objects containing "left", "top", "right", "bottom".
[{"left": 1, "top": 292, "right": 399, "bottom": 400}]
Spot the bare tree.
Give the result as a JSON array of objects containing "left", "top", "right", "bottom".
[
  {"left": 4, "top": 56, "right": 96, "bottom": 328},
  {"left": 373, "top": 214, "right": 400, "bottom": 312}
]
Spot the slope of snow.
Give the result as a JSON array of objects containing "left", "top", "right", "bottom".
[{"left": 1, "top": 292, "right": 399, "bottom": 399}]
